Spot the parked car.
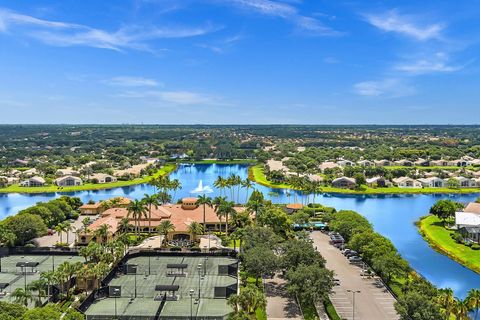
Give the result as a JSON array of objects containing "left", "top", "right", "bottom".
[{"left": 348, "top": 256, "right": 362, "bottom": 263}]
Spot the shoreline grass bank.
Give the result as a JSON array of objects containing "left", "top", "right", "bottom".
[
  {"left": 249, "top": 164, "right": 480, "bottom": 195},
  {"left": 0, "top": 163, "right": 177, "bottom": 194},
  {"left": 418, "top": 215, "right": 480, "bottom": 274}
]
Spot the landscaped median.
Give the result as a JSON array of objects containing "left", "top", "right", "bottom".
[
  {"left": 0, "top": 163, "right": 177, "bottom": 194},
  {"left": 418, "top": 215, "right": 480, "bottom": 274},
  {"left": 249, "top": 164, "right": 480, "bottom": 195}
]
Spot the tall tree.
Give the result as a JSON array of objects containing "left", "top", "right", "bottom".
[
  {"left": 157, "top": 220, "right": 175, "bottom": 247},
  {"left": 142, "top": 193, "right": 160, "bottom": 233},
  {"left": 127, "top": 199, "right": 148, "bottom": 236},
  {"left": 197, "top": 195, "right": 213, "bottom": 230}
]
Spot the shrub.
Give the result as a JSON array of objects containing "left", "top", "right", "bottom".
[
  {"left": 452, "top": 233, "right": 464, "bottom": 243},
  {"left": 472, "top": 244, "right": 480, "bottom": 250},
  {"left": 169, "top": 247, "right": 181, "bottom": 251}
]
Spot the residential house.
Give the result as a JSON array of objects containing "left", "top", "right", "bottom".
[
  {"left": 417, "top": 177, "right": 446, "bottom": 188},
  {"left": 332, "top": 177, "right": 356, "bottom": 189},
  {"left": 79, "top": 202, "right": 105, "bottom": 215},
  {"left": 20, "top": 176, "right": 45, "bottom": 187},
  {"left": 414, "top": 159, "right": 430, "bottom": 167},
  {"left": 394, "top": 159, "right": 413, "bottom": 166},
  {"left": 393, "top": 177, "right": 422, "bottom": 188},
  {"left": 449, "top": 159, "right": 471, "bottom": 167},
  {"left": 284, "top": 203, "right": 304, "bottom": 214},
  {"left": 22, "top": 168, "right": 38, "bottom": 177},
  {"left": 337, "top": 159, "right": 355, "bottom": 167},
  {"left": 374, "top": 160, "right": 391, "bottom": 167},
  {"left": 319, "top": 162, "right": 340, "bottom": 172},
  {"left": 56, "top": 168, "right": 80, "bottom": 176},
  {"left": 357, "top": 160, "right": 374, "bottom": 167},
  {"left": 305, "top": 174, "right": 324, "bottom": 183},
  {"left": 454, "top": 176, "right": 476, "bottom": 188},
  {"left": 366, "top": 176, "right": 391, "bottom": 187},
  {"left": 430, "top": 160, "right": 450, "bottom": 167},
  {"left": 0, "top": 176, "right": 19, "bottom": 186},
  {"left": 90, "top": 173, "right": 117, "bottom": 184},
  {"left": 456, "top": 203, "right": 480, "bottom": 243},
  {"left": 55, "top": 175, "right": 83, "bottom": 187}
]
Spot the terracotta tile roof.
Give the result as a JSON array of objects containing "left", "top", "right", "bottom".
[{"left": 465, "top": 203, "right": 480, "bottom": 215}]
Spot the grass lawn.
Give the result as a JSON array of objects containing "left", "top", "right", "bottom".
[
  {"left": 0, "top": 163, "right": 177, "bottom": 194},
  {"left": 249, "top": 164, "right": 480, "bottom": 195},
  {"left": 419, "top": 215, "right": 480, "bottom": 273},
  {"left": 324, "top": 298, "right": 341, "bottom": 320}
]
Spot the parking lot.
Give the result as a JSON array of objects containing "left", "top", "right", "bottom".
[{"left": 311, "top": 232, "right": 399, "bottom": 320}]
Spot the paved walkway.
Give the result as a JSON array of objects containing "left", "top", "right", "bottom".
[
  {"left": 265, "top": 273, "right": 302, "bottom": 320},
  {"left": 34, "top": 215, "right": 91, "bottom": 247},
  {"left": 311, "top": 232, "right": 399, "bottom": 320}
]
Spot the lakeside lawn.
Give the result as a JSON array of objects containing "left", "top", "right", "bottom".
[
  {"left": 249, "top": 165, "right": 480, "bottom": 195},
  {"left": 419, "top": 215, "right": 480, "bottom": 274},
  {"left": 0, "top": 163, "right": 177, "bottom": 194}
]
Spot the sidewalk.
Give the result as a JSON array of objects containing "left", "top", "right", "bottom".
[{"left": 265, "top": 273, "right": 302, "bottom": 320}]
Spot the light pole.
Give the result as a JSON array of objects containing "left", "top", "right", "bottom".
[
  {"left": 347, "top": 289, "right": 361, "bottom": 320},
  {"left": 197, "top": 264, "right": 202, "bottom": 300},
  {"left": 204, "top": 257, "right": 208, "bottom": 277},
  {"left": 148, "top": 246, "right": 152, "bottom": 275},
  {"left": 189, "top": 289, "right": 194, "bottom": 320},
  {"left": 132, "top": 264, "right": 138, "bottom": 298}
]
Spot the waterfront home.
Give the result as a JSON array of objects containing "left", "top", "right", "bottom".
[
  {"left": 414, "top": 159, "right": 430, "bottom": 167},
  {"left": 374, "top": 159, "right": 391, "bottom": 167},
  {"left": 337, "top": 159, "right": 355, "bottom": 167},
  {"left": 332, "top": 177, "right": 356, "bottom": 188},
  {"left": 306, "top": 174, "right": 324, "bottom": 182},
  {"left": 20, "top": 176, "right": 45, "bottom": 187},
  {"left": 393, "top": 177, "right": 422, "bottom": 188},
  {"left": 417, "top": 177, "right": 446, "bottom": 188},
  {"left": 319, "top": 161, "right": 340, "bottom": 172},
  {"left": 453, "top": 176, "right": 476, "bottom": 188},
  {"left": 394, "top": 159, "right": 413, "bottom": 166},
  {"left": 430, "top": 160, "right": 450, "bottom": 166},
  {"left": 357, "top": 160, "right": 374, "bottom": 167},
  {"left": 55, "top": 168, "right": 80, "bottom": 176},
  {"left": 55, "top": 175, "right": 83, "bottom": 187},
  {"left": 0, "top": 176, "right": 19, "bottom": 186},
  {"left": 449, "top": 159, "right": 471, "bottom": 167},
  {"left": 284, "top": 203, "right": 304, "bottom": 214},
  {"left": 456, "top": 203, "right": 480, "bottom": 243},
  {"left": 366, "top": 176, "right": 391, "bottom": 187},
  {"left": 76, "top": 197, "right": 244, "bottom": 245},
  {"left": 90, "top": 173, "right": 117, "bottom": 184}
]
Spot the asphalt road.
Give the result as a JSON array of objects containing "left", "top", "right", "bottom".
[{"left": 311, "top": 231, "right": 399, "bottom": 320}]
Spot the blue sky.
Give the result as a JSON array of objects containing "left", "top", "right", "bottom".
[{"left": 1, "top": 0, "right": 480, "bottom": 124}]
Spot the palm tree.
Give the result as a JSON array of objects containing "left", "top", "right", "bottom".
[
  {"left": 63, "top": 221, "right": 74, "bottom": 244},
  {"left": 466, "top": 289, "right": 480, "bottom": 320},
  {"left": 242, "top": 178, "right": 254, "bottom": 204},
  {"left": 214, "top": 176, "right": 226, "bottom": 197},
  {"left": 197, "top": 195, "right": 213, "bottom": 230},
  {"left": 453, "top": 298, "right": 471, "bottom": 320},
  {"left": 157, "top": 220, "right": 175, "bottom": 247},
  {"left": 81, "top": 217, "right": 91, "bottom": 234},
  {"left": 94, "top": 224, "right": 110, "bottom": 244},
  {"left": 215, "top": 199, "right": 236, "bottom": 237},
  {"left": 187, "top": 221, "right": 204, "bottom": 242},
  {"left": 169, "top": 179, "right": 182, "bottom": 202},
  {"left": 246, "top": 190, "right": 264, "bottom": 223},
  {"left": 40, "top": 271, "right": 56, "bottom": 298},
  {"left": 54, "top": 223, "right": 66, "bottom": 244},
  {"left": 157, "top": 191, "right": 172, "bottom": 204},
  {"left": 27, "top": 279, "right": 46, "bottom": 307},
  {"left": 127, "top": 199, "right": 148, "bottom": 236},
  {"left": 119, "top": 217, "right": 131, "bottom": 234},
  {"left": 12, "top": 287, "right": 33, "bottom": 306},
  {"left": 437, "top": 288, "right": 456, "bottom": 320},
  {"left": 142, "top": 193, "right": 160, "bottom": 234}
]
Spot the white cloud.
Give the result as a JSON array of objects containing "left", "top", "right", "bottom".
[
  {"left": 116, "top": 90, "right": 227, "bottom": 106},
  {"left": 0, "top": 7, "right": 217, "bottom": 51},
  {"left": 103, "top": 76, "right": 161, "bottom": 87},
  {"left": 395, "top": 52, "right": 466, "bottom": 75},
  {"left": 354, "top": 78, "right": 415, "bottom": 98},
  {"left": 364, "top": 10, "right": 444, "bottom": 41},
  {"left": 229, "top": 0, "right": 341, "bottom": 36}
]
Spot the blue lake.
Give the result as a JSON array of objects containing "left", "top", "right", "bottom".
[{"left": 1, "top": 163, "right": 479, "bottom": 299}]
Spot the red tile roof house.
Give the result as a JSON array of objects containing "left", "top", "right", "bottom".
[{"left": 76, "top": 198, "right": 244, "bottom": 245}]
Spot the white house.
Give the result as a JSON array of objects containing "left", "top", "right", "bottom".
[
  {"left": 449, "top": 159, "right": 471, "bottom": 167},
  {"left": 366, "top": 176, "right": 391, "bottom": 187},
  {"left": 393, "top": 177, "right": 422, "bottom": 188},
  {"left": 90, "top": 173, "right": 117, "bottom": 184},
  {"left": 56, "top": 168, "right": 80, "bottom": 177},
  {"left": 337, "top": 159, "right": 355, "bottom": 167},
  {"left": 454, "top": 176, "right": 476, "bottom": 188},
  {"left": 55, "top": 176, "right": 82, "bottom": 187},
  {"left": 0, "top": 176, "right": 19, "bottom": 186},
  {"left": 319, "top": 162, "right": 340, "bottom": 172},
  {"left": 430, "top": 160, "right": 450, "bottom": 167},
  {"left": 357, "top": 160, "right": 374, "bottom": 167},
  {"left": 20, "top": 176, "right": 45, "bottom": 187},
  {"left": 414, "top": 159, "right": 430, "bottom": 167},
  {"left": 417, "top": 177, "right": 446, "bottom": 188},
  {"left": 394, "top": 159, "right": 413, "bottom": 166},
  {"left": 374, "top": 159, "right": 391, "bottom": 167},
  {"left": 332, "top": 177, "right": 356, "bottom": 188},
  {"left": 22, "top": 168, "right": 38, "bottom": 177},
  {"left": 456, "top": 203, "right": 480, "bottom": 243}
]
